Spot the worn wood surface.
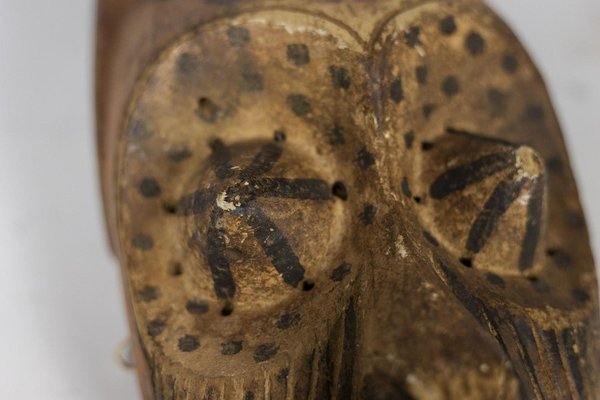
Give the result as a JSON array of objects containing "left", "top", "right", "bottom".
[{"left": 97, "top": 0, "right": 600, "bottom": 398}]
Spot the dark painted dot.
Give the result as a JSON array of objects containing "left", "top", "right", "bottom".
[
  {"left": 196, "top": 97, "right": 220, "bottom": 123},
  {"left": 572, "top": 289, "right": 591, "bottom": 303},
  {"left": 287, "top": 44, "right": 310, "bottom": 66},
  {"left": 421, "top": 141, "right": 434, "bottom": 151},
  {"left": 404, "top": 131, "right": 415, "bottom": 148},
  {"left": 139, "top": 178, "right": 161, "bottom": 198},
  {"left": 186, "top": 300, "right": 209, "bottom": 315},
  {"left": 546, "top": 157, "right": 564, "bottom": 175},
  {"left": 439, "top": 16, "right": 457, "bottom": 35},
  {"left": 227, "top": 26, "right": 250, "bottom": 46},
  {"left": 465, "top": 31, "right": 486, "bottom": 56},
  {"left": 360, "top": 204, "right": 376, "bottom": 225},
  {"left": 138, "top": 285, "right": 159, "bottom": 302},
  {"left": 287, "top": 94, "right": 312, "bottom": 117},
  {"left": 422, "top": 230, "right": 439, "bottom": 246},
  {"left": 502, "top": 54, "right": 519, "bottom": 74},
  {"left": 332, "top": 181, "right": 348, "bottom": 201},
  {"left": 390, "top": 78, "right": 404, "bottom": 103},
  {"left": 422, "top": 104, "right": 436, "bottom": 119},
  {"left": 401, "top": 177, "right": 412, "bottom": 198},
  {"left": 241, "top": 72, "right": 264, "bottom": 92},
  {"left": 167, "top": 147, "right": 192, "bottom": 162},
  {"left": 221, "top": 302, "right": 234, "bottom": 316},
  {"left": 221, "top": 341, "right": 243, "bottom": 355},
  {"left": 276, "top": 312, "right": 301, "bottom": 330},
  {"left": 147, "top": 319, "right": 166, "bottom": 337},
  {"left": 546, "top": 248, "right": 571, "bottom": 269},
  {"left": 527, "top": 276, "right": 550, "bottom": 293},
  {"left": 254, "top": 343, "right": 279, "bottom": 362},
  {"left": 329, "top": 65, "right": 351, "bottom": 90},
  {"left": 177, "top": 52, "right": 198, "bottom": 73},
  {"left": 244, "top": 392, "right": 255, "bottom": 400},
  {"left": 356, "top": 148, "right": 375, "bottom": 169},
  {"left": 331, "top": 263, "right": 352, "bottom": 282},
  {"left": 403, "top": 26, "right": 421, "bottom": 48},
  {"left": 130, "top": 120, "right": 151, "bottom": 139},
  {"left": 460, "top": 257, "right": 473, "bottom": 268},
  {"left": 525, "top": 104, "right": 545, "bottom": 121},
  {"left": 488, "top": 88, "right": 508, "bottom": 115},
  {"left": 302, "top": 280, "right": 315, "bottom": 291},
  {"left": 178, "top": 335, "right": 200, "bottom": 352},
  {"left": 132, "top": 234, "right": 154, "bottom": 251},
  {"left": 416, "top": 65, "right": 428, "bottom": 86},
  {"left": 486, "top": 272, "right": 506, "bottom": 288},
  {"left": 170, "top": 262, "right": 183, "bottom": 276},
  {"left": 326, "top": 123, "right": 345, "bottom": 145},
  {"left": 441, "top": 76, "right": 460, "bottom": 97}
]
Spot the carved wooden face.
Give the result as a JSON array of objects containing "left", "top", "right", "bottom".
[{"left": 115, "top": 1, "right": 599, "bottom": 398}]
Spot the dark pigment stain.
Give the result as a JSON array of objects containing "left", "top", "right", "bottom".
[
  {"left": 439, "top": 16, "right": 457, "bottom": 35},
  {"left": 178, "top": 335, "right": 200, "bottom": 352},
  {"left": 132, "top": 234, "right": 154, "bottom": 251},
  {"left": 356, "top": 148, "right": 376, "bottom": 169},
  {"left": 221, "top": 341, "right": 243, "bottom": 355},
  {"left": 329, "top": 65, "right": 351, "bottom": 89},
  {"left": 331, "top": 263, "right": 352, "bottom": 282},
  {"left": 287, "top": 94, "right": 312, "bottom": 117},
  {"left": 254, "top": 343, "right": 279, "bottom": 362},
  {"left": 465, "top": 31, "right": 486, "bottom": 56},
  {"left": 360, "top": 204, "right": 376, "bottom": 225},
  {"left": 227, "top": 26, "right": 250, "bottom": 46},
  {"left": 287, "top": 44, "right": 310, "bottom": 66},
  {"left": 139, "top": 177, "right": 161, "bottom": 198}
]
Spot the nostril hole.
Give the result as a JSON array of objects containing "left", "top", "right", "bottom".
[
  {"left": 274, "top": 130, "right": 287, "bottom": 142},
  {"left": 170, "top": 262, "right": 183, "bottom": 277},
  {"left": 221, "top": 302, "right": 234, "bottom": 317},
  {"left": 546, "top": 248, "right": 557, "bottom": 257},
  {"left": 302, "top": 280, "right": 315, "bottom": 291},
  {"left": 332, "top": 181, "right": 348, "bottom": 201},
  {"left": 413, "top": 196, "right": 422, "bottom": 204},
  {"left": 163, "top": 202, "right": 178, "bottom": 215},
  {"left": 460, "top": 257, "right": 473, "bottom": 268}
]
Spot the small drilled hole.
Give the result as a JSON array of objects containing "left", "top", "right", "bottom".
[
  {"left": 527, "top": 276, "right": 539, "bottom": 283},
  {"left": 332, "top": 181, "right": 348, "bottom": 201},
  {"left": 274, "top": 130, "right": 287, "bottom": 142},
  {"left": 163, "top": 202, "right": 178, "bottom": 215},
  {"left": 546, "top": 248, "right": 557, "bottom": 257},
  {"left": 421, "top": 141, "right": 434, "bottom": 151},
  {"left": 413, "top": 196, "right": 422, "bottom": 204},
  {"left": 460, "top": 257, "right": 473, "bottom": 268},
  {"left": 170, "top": 262, "right": 183, "bottom": 277},
  {"left": 221, "top": 303, "right": 234, "bottom": 317},
  {"left": 302, "top": 280, "right": 315, "bottom": 291}
]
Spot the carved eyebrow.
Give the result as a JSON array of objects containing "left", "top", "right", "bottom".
[
  {"left": 205, "top": 208, "right": 237, "bottom": 299},
  {"left": 248, "top": 178, "right": 332, "bottom": 200},
  {"left": 466, "top": 177, "right": 527, "bottom": 253},
  {"left": 239, "top": 143, "right": 283, "bottom": 179},
  {"left": 429, "top": 151, "right": 516, "bottom": 200},
  {"left": 243, "top": 205, "right": 305, "bottom": 288},
  {"left": 519, "top": 177, "right": 544, "bottom": 271}
]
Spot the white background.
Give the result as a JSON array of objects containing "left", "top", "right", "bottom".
[{"left": 0, "top": 1, "right": 598, "bottom": 399}]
